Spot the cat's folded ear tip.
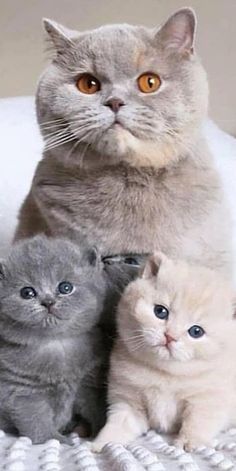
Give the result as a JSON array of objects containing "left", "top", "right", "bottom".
[
  {"left": 42, "top": 18, "right": 54, "bottom": 30},
  {"left": 141, "top": 251, "right": 168, "bottom": 279},
  {"left": 0, "top": 262, "right": 5, "bottom": 280},
  {"left": 172, "top": 7, "right": 197, "bottom": 20},
  {"left": 87, "top": 246, "right": 101, "bottom": 267},
  {"left": 152, "top": 251, "right": 169, "bottom": 265}
]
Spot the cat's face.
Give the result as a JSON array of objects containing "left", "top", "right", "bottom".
[
  {"left": 118, "top": 253, "right": 235, "bottom": 365},
  {"left": 0, "top": 236, "right": 105, "bottom": 334},
  {"left": 37, "top": 9, "right": 208, "bottom": 167}
]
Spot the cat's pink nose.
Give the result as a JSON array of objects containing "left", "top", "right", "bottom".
[
  {"left": 105, "top": 97, "right": 125, "bottom": 113},
  {"left": 165, "top": 333, "right": 176, "bottom": 344}
]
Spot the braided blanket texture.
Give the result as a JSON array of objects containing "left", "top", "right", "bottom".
[{"left": 1, "top": 429, "right": 236, "bottom": 471}]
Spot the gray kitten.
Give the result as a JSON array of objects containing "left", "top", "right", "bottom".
[
  {"left": 15, "top": 8, "right": 232, "bottom": 278},
  {"left": 0, "top": 235, "right": 109, "bottom": 444}
]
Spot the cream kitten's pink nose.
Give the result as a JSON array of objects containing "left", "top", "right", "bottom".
[{"left": 165, "top": 333, "right": 176, "bottom": 344}]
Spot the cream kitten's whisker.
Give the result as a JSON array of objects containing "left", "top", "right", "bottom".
[
  {"left": 127, "top": 340, "right": 147, "bottom": 352},
  {"left": 121, "top": 333, "right": 146, "bottom": 341}
]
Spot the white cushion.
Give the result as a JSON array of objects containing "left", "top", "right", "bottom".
[{"left": 0, "top": 96, "right": 42, "bottom": 253}]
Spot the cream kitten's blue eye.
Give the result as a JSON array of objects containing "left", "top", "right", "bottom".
[
  {"left": 188, "top": 325, "right": 205, "bottom": 338},
  {"left": 20, "top": 287, "right": 37, "bottom": 299},
  {"left": 154, "top": 304, "right": 169, "bottom": 319},
  {"left": 58, "top": 281, "right": 74, "bottom": 295}
]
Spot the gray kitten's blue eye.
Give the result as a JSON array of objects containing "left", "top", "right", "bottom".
[
  {"left": 188, "top": 325, "right": 205, "bottom": 339},
  {"left": 58, "top": 281, "right": 74, "bottom": 295},
  {"left": 20, "top": 286, "right": 37, "bottom": 299},
  {"left": 154, "top": 304, "right": 169, "bottom": 320}
]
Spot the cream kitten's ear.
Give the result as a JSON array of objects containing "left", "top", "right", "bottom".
[
  {"left": 141, "top": 252, "right": 168, "bottom": 279},
  {"left": 232, "top": 297, "right": 236, "bottom": 318},
  {"left": 43, "top": 18, "right": 79, "bottom": 51},
  {"left": 155, "top": 8, "right": 196, "bottom": 54}
]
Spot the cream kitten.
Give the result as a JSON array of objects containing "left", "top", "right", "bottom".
[{"left": 93, "top": 253, "right": 236, "bottom": 452}]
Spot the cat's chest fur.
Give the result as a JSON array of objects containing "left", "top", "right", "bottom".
[
  {"left": 143, "top": 387, "right": 183, "bottom": 433},
  {"left": 0, "top": 335, "right": 88, "bottom": 386},
  {"left": 33, "top": 156, "right": 222, "bottom": 259}
]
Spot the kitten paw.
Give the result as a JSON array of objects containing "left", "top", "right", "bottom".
[
  {"left": 90, "top": 441, "right": 107, "bottom": 453},
  {"left": 53, "top": 432, "right": 74, "bottom": 446},
  {"left": 175, "top": 435, "right": 209, "bottom": 452}
]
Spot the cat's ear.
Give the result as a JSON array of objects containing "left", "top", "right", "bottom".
[
  {"left": 141, "top": 252, "right": 168, "bottom": 279},
  {"left": 84, "top": 247, "right": 101, "bottom": 268},
  {"left": 232, "top": 297, "right": 236, "bottom": 318},
  {"left": 155, "top": 8, "right": 196, "bottom": 55},
  {"left": 0, "top": 262, "right": 5, "bottom": 280},
  {"left": 43, "top": 18, "right": 79, "bottom": 52}
]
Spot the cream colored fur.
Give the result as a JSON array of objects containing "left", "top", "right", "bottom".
[{"left": 93, "top": 253, "right": 236, "bottom": 452}]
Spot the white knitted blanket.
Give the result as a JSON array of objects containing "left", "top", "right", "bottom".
[{"left": 1, "top": 429, "right": 236, "bottom": 471}]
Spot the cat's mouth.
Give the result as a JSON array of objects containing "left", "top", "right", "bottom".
[
  {"left": 111, "top": 118, "right": 125, "bottom": 129},
  {"left": 41, "top": 307, "right": 68, "bottom": 324}
]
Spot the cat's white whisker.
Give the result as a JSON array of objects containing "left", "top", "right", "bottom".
[
  {"left": 40, "top": 123, "right": 69, "bottom": 131},
  {"left": 45, "top": 128, "right": 71, "bottom": 144},
  {"left": 44, "top": 134, "right": 77, "bottom": 151},
  {"left": 66, "top": 129, "right": 95, "bottom": 160},
  {"left": 44, "top": 122, "right": 94, "bottom": 142},
  {"left": 40, "top": 117, "right": 68, "bottom": 125}
]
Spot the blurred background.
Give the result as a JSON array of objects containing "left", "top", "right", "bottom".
[{"left": 0, "top": 0, "right": 235, "bottom": 135}]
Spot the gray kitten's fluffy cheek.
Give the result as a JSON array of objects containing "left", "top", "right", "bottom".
[{"left": 0, "top": 298, "right": 45, "bottom": 325}]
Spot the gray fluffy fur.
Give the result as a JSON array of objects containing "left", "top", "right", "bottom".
[
  {"left": 0, "top": 235, "right": 110, "bottom": 444},
  {"left": 15, "top": 8, "right": 233, "bottom": 278}
]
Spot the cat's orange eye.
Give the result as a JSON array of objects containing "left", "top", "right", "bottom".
[
  {"left": 138, "top": 73, "right": 161, "bottom": 94},
  {"left": 76, "top": 74, "right": 101, "bottom": 94}
]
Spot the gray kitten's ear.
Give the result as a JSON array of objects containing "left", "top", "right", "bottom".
[
  {"left": 155, "top": 8, "right": 196, "bottom": 54},
  {"left": 0, "top": 262, "right": 5, "bottom": 280},
  {"left": 43, "top": 18, "right": 79, "bottom": 51},
  {"left": 141, "top": 252, "right": 168, "bottom": 279},
  {"left": 85, "top": 247, "right": 101, "bottom": 267}
]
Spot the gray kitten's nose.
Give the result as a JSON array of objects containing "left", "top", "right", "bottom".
[
  {"left": 105, "top": 97, "right": 125, "bottom": 113},
  {"left": 41, "top": 298, "right": 55, "bottom": 309}
]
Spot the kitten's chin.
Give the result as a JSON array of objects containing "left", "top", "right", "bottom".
[{"left": 156, "top": 345, "right": 193, "bottom": 363}]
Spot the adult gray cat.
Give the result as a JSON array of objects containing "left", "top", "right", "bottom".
[
  {"left": 15, "top": 8, "right": 232, "bottom": 277},
  {"left": 0, "top": 235, "right": 109, "bottom": 444}
]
